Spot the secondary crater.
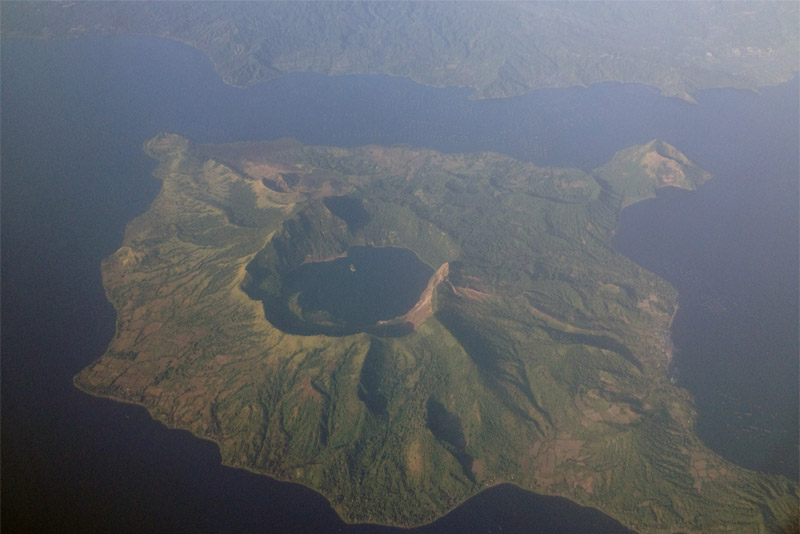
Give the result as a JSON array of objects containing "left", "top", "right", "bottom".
[{"left": 322, "top": 195, "right": 371, "bottom": 231}]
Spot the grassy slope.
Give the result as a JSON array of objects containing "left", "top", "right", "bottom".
[
  {"left": 3, "top": 2, "right": 798, "bottom": 100},
  {"left": 74, "top": 133, "right": 798, "bottom": 532}
]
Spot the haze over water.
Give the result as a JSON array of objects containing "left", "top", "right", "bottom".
[{"left": 2, "top": 36, "right": 797, "bottom": 532}]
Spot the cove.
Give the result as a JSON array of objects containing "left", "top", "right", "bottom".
[{"left": 2, "top": 34, "right": 797, "bottom": 532}]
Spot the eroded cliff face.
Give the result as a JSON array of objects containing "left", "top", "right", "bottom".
[
  {"left": 387, "top": 261, "right": 450, "bottom": 329},
  {"left": 75, "top": 133, "right": 797, "bottom": 532}
]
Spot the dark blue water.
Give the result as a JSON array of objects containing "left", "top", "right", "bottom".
[
  {"left": 1, "top": 35, "right": 796, "bottom": 532},
  {"left": 615, "top": 79, "right": 800, "bottom": 478},
  {"left": 278, "top": 246, "right": 433, "bottom": 334}
]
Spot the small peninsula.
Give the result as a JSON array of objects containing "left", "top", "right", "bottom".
[{"left": 75, "top": 133, "right": 798, "bottom": 532}]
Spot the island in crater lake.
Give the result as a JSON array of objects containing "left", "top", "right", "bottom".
[{"left": 75, "top": 133, "right": 798, "bottom": 533}]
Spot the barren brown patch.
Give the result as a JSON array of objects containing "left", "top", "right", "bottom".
[
  {"left": 298, "top": 376, "right": 322, "bottom": 401},
  {"left": 242, "top": 161, "right": 289, "bottom": 180},
  {"left": 141, "top": 321, "right": 164, "bottom": 337},
  {"left": 144, "top": 386, "right": 163, "bottom": 399},
  {"left": 248, "top": 180, "right": 299, "bottom": 210},
  {"left": 451, "top": 285, "right": 493, "bottom": 302},
  {"left": 525, "top": 301, "right": 583, "bottom": 333},
  {"left": 636, "top": 292, "right": 658, "bottom": 313},
  {"left": 406, "top": 440, "right": 423, "bottom": 479},
  {"left": 540, "top": 446, "right": 556, "bottom": 479},
  {"left": 380, "top": 262, "right": 450, "bottom": 329},
  {"left": 568, "top": 472, "right": 594, "bottom": 494},
  {"left": 574, "top": 397, "right": 604, "bottom": 424},
  {"left": 301, "top": 251, "right": 348, "bottom": 265},
  {"left": 687, "top": 447, "right": 735, "bottom": 494},
  {"left": 324, "top": 358, "right": 337, "bottom": 374},
  {"left": 555, "top": 437, "right": 584, "bottom": 461},
  {"left": 472, "top": 459, "right": 487, "bottom": 481},
  {"left": 576, "top": 390, "right": 640, "bottom": 425},
  {"left": 214, "top": 354, "right": 232, "bottom": 366},
  {"left": 642, "top": 151, "right": 682, "bottom": 181},
  {"left": 604, "top": 401, "right": 640, "bottom": 424},
  {"left": 172, "top": 332, "right": 195, "bottom": 350},
  {"left": 532, "top": 433, "right": 587, "bottom": 489}
]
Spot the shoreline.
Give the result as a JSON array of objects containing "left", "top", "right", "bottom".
[{"left": 71, "top": 374, "right": 631, "bottom": 531}]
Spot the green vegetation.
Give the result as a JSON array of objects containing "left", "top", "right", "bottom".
[
  {"left": 74, "top": 133, "right": 798, "bottom": 532},
  {"left": 595, "top": 140, "right": 712, "bottom": 208},
  {"left": 3, "top": 2, "right": 797, "bottom": 101}
]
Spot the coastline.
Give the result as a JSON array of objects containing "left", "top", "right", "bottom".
[{"left": 72, "top": 373, "right": 633, "bottom": 531}]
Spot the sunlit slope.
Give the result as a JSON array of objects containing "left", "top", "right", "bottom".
[
  {"left": 4, "top": 2, "right": 798, "bottom": 101},
  {"left": 75, "top": 134, "right": 798, "bottom": 532},
  {"left": 595, "top": 140, "right": 712, "bottom": 208}
]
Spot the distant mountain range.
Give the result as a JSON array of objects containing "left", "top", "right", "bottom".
[{"left": 3, "top": 2, "right": 798, "bottom": 101}]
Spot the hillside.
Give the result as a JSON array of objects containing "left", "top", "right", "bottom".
[
  {"left": 595, "top": 140, "right": 712, "bottom": 208},
  {"left": 3, "top": 2, "right": 798, "bottom": 101},
  {"left": 74, "top": 133, "right": 798, "bottom": 532}
]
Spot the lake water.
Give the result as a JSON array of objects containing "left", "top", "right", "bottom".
[
  {"left": 287, "top": 246, "right": 432, "bottom": 327},
  {"left": 257, "top": 245, "right": 434, "bottom": 337},
  {"left": 2, "top": 35, "right": 796, "bottom": 532}
]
